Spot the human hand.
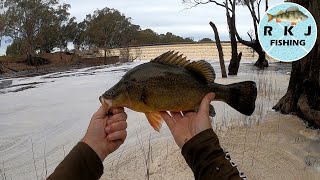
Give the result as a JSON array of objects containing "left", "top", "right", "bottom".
[
  {"left": 160, "top": 93, "right": 215, "bottom": 149},
  {"left": 82, "top": 106, "right": 127, "bottom": 161}
]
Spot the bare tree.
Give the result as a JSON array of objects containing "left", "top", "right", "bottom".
[
  {"left": 273, "top": 0, "right": 320, "bottom": 128},
  {"left": 209, "top": 21, "right": 227, "bottom": 78},
  {"left": 183, "top": 0, "right": 242, "bottom": 75},
  {"left": 235, "top": 0, "right": 269, "bottom": 68}
]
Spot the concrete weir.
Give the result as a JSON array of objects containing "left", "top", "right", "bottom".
[{"left": 95, "top": 42, "right": 276, "bottom": 62}]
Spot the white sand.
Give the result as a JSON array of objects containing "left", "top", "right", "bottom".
[{"left": 0, "top": 62, "right": 319, "bottom": 180}]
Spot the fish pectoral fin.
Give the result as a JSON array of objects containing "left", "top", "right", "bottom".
[
  {"left": 145, "top": 112, "right": 163, "bottom": 132},
  {"left": 276, "top": 19, "right": 282, "bottom": 23}
]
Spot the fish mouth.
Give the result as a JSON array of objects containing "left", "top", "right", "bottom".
[{"left": 99, "top": 96, "right": 112, "bottom": 110}]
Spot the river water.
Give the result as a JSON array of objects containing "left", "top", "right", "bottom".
[{"left": 0, "top": 61, "right": 293, "bottom": 179}]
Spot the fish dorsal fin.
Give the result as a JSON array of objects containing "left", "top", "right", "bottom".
[
  {"left": 186, "top": 60, "right": 215, "bottom": 83},
  {"left": 277, "top": 10, "right": 284, "bottom": 15},
  {"left": 151, "top": 51, "right": 215, "bottom": 83},
  {"left": 286, "top": 6, "right": 299, "bottom": 12},
  {"left": 151, "top": 51, "right": 190, "bottom": 67}
]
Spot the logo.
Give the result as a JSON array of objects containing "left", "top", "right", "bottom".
[{"left": 258, "top": 2, "right": 317, "bottom": 62}]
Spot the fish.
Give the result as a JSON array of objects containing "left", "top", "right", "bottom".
[
  {"left": 267, "top": 6, "right": 308, "bottom": 26},
  {"left": 99, "top": 51, "right": 257, "bottom": 132}
]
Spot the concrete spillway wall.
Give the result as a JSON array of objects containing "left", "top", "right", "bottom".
[{"left": 97, "top": 42, "right": 276, "bottom": 62}]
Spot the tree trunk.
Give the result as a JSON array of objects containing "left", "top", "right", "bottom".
[
  {"left": 209, "top": 21, "right": 227, "bottom": 78},
  {"left": 253, "top": 40, "right": 268, "bottom": 68},
  {"left": 273, "top": 0, "right": 320, "bottom": 128},
  {"left": 60, "top": 47, "right": 63, "bottom": 60},
  {"left": 228, "top": 21, "right": 241, "bottom": 75},
  {"left": 104, "top": 48, "right": 107, "bottom": 65},
  {"left": 226, "top": 0, "right": 241, "bottom": 75},
  {"left": 234, "top": 0, "right": 269, "bottom": 69}
]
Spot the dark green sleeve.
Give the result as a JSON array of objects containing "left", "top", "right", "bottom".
[
  {"left": 47, "top": 142, "right": 103, "bottom": 180},
  {"left": 182, "top": 129, "right": 246, "bottom": 180}
]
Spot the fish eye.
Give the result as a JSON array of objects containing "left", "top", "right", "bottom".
[{"left": 110, "top": 90, "right": 115, "bottom": 95}]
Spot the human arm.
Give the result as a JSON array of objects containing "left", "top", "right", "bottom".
[
  {"left": 48, "top": 106, "right": 127, "bottom": 180},
  {"left": 160, "top": 93, "right": 245, "bottom": 180}
]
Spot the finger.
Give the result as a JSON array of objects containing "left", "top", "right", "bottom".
[
  {"left": 170, "top": 112, "right": 182, "bottom": 121},
  {"left": 107, "top": 130, "right": 127, "bottom": 141},
  {"left": 111, "top": 140, "right": 125, "bottom": 147},
  {"left": 109, "top": 107, "right": 124, "bottom": 115},
  {"left": 107, "top": 112, "right": 127, "bottom": 125},
  {"left": 92, "top": 106, "right": 108, "bottom": 119},
  {"left": 184, "top": 111, "right": 197, "bottom": 118},
  {"left": 159, "top": 111, "right": 175, "bottom": 131},
  {"left": 182, "top": 110, "right": 194, "bottom": 116},
  {"left": 198, "top": 93, "right": 215, "bottom": 116},
  {"left": 105, "top": 121, "right": 127, "bottom": 134}
]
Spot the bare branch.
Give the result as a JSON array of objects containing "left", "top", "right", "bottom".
[
  {"left": 257, "top": 0, "right": 262, "bottom": 22},
  {"left": 209, "top": 0, "right": 231, "bottom": 11},
  {"left": 266, "top": 0, "right": 269, "bottom": 11},
  {"left": 183, "top": 0, "right": 232, "bottom": 11},
  {"left": 235, "top": 24, "right": 254, "bottom": 48},
  {"left": 247, "top": 32, "right": 253, "bottom": 41}
]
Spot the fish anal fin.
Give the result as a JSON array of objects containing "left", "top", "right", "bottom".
[
  {"left": 286, "top": 6, "right": 299, "bottom": 12},
  {"left": 276, "top": 19, "right": 282, "bottom": 23},
  {"left": 291, "top": 22, "right": 297, "bottom": 26},
  {"left": 276, "top": 10, "right": 284, "bottom": 15},
  {"left": 145, "top": 112, "right": 163, "bottom": 132},
  {"left": 186, "top": 60, "right": 216, "bottom": 83}
]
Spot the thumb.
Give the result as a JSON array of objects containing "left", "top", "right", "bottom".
[
  {"left": 198, "top": 93, "right": 215, "bottom": 116},
  {"left": 93, "top": 106, "right": 108, "bottom": 119}
]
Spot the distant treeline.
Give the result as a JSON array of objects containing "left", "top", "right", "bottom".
[{"left": 0, "top": 0, "right": 213, "bottom": 57}]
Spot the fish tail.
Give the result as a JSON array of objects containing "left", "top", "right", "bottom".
[
  {"left": 208, "top": 81, "right": 257, "bottom": 116},
  {"left": 267, "top": 13, "right": 273, "bottom": 22}
]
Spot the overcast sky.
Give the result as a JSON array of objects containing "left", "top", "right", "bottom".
[{"left": 0, "top": 0, "right": 279, "bottom": 55}]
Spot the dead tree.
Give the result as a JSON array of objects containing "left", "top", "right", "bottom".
[
  {"left": 209, "top": 21, "right": 227, "bottom": 78},
  {"left": 235, "top": 0, "right": 268, "bottom": 68},
  {"left": 225, "top": 0, "right": 242, "bottom": 75},
  {"left": 183, "top": 0, "right": 242, "bottom": 75},
  {"left": 273, "top": 0, "right": 320, "bottom": 128}
]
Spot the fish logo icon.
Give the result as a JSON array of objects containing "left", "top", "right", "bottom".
[
  {"left": 267, "top": 6, "right": 308, "bottom": 26},
  {"left": 258, "top": 2, "right": 317, "bottom": 62}
]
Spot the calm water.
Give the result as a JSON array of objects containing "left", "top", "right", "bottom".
[{"left": 0, "top": 61, "right": 291, "bottom": 179}]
